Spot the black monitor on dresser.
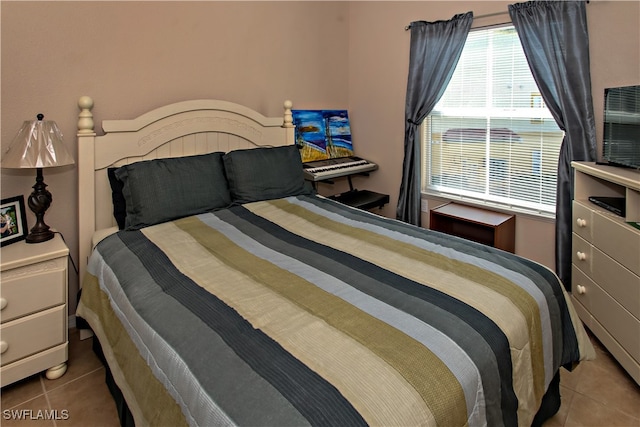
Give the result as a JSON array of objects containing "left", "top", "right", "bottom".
[{"left": 602, "top": 85, "right": 640, "bottom": 170}]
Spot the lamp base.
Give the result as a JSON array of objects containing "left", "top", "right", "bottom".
[
  {"left": 26, "top": 229, "right": 55, "bottom": 244},
  {"left": 25, "top": 168, "right": 55, "bottom": 244}
]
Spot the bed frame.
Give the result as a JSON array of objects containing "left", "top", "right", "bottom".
[{"left": 76, "top": 96, "right": 295, "bottom": 284}]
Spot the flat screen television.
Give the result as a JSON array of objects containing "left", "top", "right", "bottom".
[{"left": 602, "top": 85, "right": 640, "bottom": 169}]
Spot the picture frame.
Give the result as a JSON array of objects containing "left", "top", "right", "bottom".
[{"left": 1, "top": 195, "right": 29, "bottom": 247}]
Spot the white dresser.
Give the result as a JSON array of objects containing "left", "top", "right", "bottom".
[
  {"left": 571, "top": 161, "right": 640, "bottom": 384},
  {"left": 0, "top": 234, "right": 69, "bottom": 387}
]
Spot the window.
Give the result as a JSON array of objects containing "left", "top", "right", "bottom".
[{"left": 422, "top": 25, "right": 563, "bottom": 216}]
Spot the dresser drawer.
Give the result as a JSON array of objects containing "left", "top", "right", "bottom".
[
  {"left": 572, "top": 233, "right": 592, "bottom": 274},
  {"left": 0, "top": 305, "right": 66, "bottom": 366},
  {"left": 592, "top": 211, "right": 640, "bottom": 276},
  {"left": 572, "top": 235, "right": 640, "bottom": 321},
  {"left": 591, "top": 246, "right": 640, "bottom": 320},
  {"left": 572, "top": 267, "right": 640, "bottom": 363},
  {"left": 0, "top": 262, "right": 67, "bottom": 324},
  {"left": 572, "top": 202, "right": 593, "bottom": 242}
]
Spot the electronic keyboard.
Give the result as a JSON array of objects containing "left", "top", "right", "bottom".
[{"left": 303, "top": 156, "right": 378, "bottom": 181}]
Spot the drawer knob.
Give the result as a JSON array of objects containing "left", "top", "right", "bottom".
[
  {"left": 577, "top": 285, "right": 586, "bottom": 295},
  {"left": 576, "top": 251, "right": 587, "bottom": 261},
  {"left": 0, "top": 298, "right": 6, "bottom": 310},
  {"left": 576, "top": 218, "right": 587, "bottom": 228},
  {"left": 0, "top": 341, "right": 7, "bottom": 354}
]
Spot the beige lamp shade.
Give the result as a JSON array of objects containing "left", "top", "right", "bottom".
[
  {"left": 1, "top": 114, "right": 74, "bottom": 244},
  {"left": 2, "top": 115, "right": 74, "bottom": 169}
]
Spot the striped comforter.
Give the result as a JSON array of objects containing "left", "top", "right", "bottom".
[{"left": 78, "top": 195, "right": 594, "bottom": 427}]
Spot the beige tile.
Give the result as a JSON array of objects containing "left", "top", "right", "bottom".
[
  {"left": 46, "top": 369, "right": 120, "bottom": 427},
  {"left": 573, "top": 356, "right": 640, "bottom": 420},
  {"left": 565, "top": 392, "right": 640, "bottom": 427},
  {"left": 560, "top": 361, "right": 585, "bottom": 392},
  {"left": 0, "top": 394, "right": 54, "bottom": 427},
  {"left": 591, "top": 340, "right": 629, "bottom": 375},
  {"left": 42, "top": 329, "right": 103, "bottom": 392},
  {"left": 0, "top": 374, "right": 45, "bottom": 410}
]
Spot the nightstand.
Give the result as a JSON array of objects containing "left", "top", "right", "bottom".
[
  {"left": 0, "top": 234, "right": 69, "bottom": 387},
  {"left": 430, "top": 202, "right": 516, "bottom": 253}
]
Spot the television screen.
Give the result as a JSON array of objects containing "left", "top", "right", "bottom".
[{"left": 602, "top": 85, "right": 640, "bottom": 169}]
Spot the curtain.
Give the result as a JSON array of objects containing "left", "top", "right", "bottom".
[
  {"left": 396, "top": 12, "right": 473, "bottom": 226},
  {"left": 509, "top": 0, "right": 596, "bottom": 291}
]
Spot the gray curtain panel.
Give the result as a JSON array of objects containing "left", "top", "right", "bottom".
[
  {"left": 509, "top": 0, "right": 596, "bottom": 291},
  {"left": 396, "top": 12, "right": 473, "bottom": 226}
]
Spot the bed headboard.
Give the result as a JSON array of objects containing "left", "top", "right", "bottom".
[{"left": 77, "top": 96, "right": 295, "bottom": 281}]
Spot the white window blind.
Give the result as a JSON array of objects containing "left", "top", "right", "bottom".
[{"left": 422, "top": 25, "right": 564, "bottom": 216}]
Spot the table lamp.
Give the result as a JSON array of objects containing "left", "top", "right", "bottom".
[{"left": 1, "top": 114, "right": 75, "bottom": 243}]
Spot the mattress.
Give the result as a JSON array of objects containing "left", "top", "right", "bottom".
[{"left": 77, "top": 195, "right": 594, "bottom": 427}]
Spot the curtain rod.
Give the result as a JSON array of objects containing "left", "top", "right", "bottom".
[
  {"left": 405, "top": 11, "right": 506, "bottom": 30},
  {"left": 405, "top": 1, "right": 588, "bottom": 30}
]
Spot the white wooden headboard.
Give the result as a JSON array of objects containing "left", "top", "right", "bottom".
[{"left": 77, "top": 96, "right": 295, "bottom": 281}]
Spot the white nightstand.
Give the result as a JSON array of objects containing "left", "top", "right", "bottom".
[{"left": 0, "top": 234, "right": 69, "bottom": 387}]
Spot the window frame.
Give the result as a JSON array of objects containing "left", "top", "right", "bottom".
[{"left": 420, "top": 24, "right": 563, "bottom": 219}]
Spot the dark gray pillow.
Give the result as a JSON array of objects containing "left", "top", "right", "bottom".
[
  {"left": 107, "top": 168, "right": 127, "bottom": 230},
  {"left": 223, "top": 145, "right": 311, "bottom": 204},
  {"left": 114, "top": 152, "right": 231, "bottom": 230}
]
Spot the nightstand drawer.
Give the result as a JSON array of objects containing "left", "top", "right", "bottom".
[
  {"left": 0, "top": 263, "right": 67, "bottom": 324},
  {"left": 0, "top": 305, "right": 66, "bottom": 366}
]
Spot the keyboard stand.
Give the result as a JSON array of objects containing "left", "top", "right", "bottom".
[
  {"left": 328, "top": 189, "right": 390, "bottom": 210},
  {"left": 309, "top": 172, "right": 370, "bottom": 189},
  {"left": 304, "top": 159, "right": 390, "bottom": 211}
]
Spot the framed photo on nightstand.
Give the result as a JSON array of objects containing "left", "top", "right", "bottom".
[{"left": 1, "top": 195, "right": 28, "bottom": 246}]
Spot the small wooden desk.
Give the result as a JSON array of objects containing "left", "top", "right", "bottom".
[{"left": 429, "top": 202, "right": 515, "bottom": 252}]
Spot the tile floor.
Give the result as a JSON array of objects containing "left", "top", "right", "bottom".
[
  {"left": 1, "top": 328, "right": 639, "bottom": 426},
  {"left": 1, "top": 329, "right": 120, "bottom": 427}
]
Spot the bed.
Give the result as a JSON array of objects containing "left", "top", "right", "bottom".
[{"left": 75, "top": 96, "right": 595, "bottom": 427}]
